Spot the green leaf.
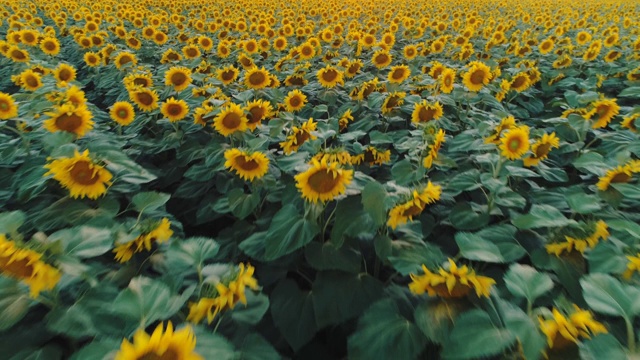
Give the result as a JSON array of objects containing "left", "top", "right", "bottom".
[
  {"left": 52, "top": 226, "right": 114, "bottom": 258},
  {"left": 388, "top": 241, "right": 446, "bottom": 275},
  {"left": 264, "top": 205, "right": 319, "bottom": 260},
  {"left": 276, "top": 151, "right": 309, "bottom": 173},
  {"left": 512, "top": 204, "right": 576, "bottom": 229},
  {"left": 611, "top": 183, "right": 640, "bottom": 200},
  {"left": 455, "top": 232, "right": 505, "bottom": 263},
  {"left": 474, "top": 224, "right": 526, "bottom": 261},
  {"left": 330, "top": 196, "right": 376, "bottom": 246},
  {"left": 230, "top": 291, "right": 269, "bottom": 325},
  {"left": 449, "top": 202, "right": 489, "bottom": 230},
  {"left": 537, "top": 164, "right": 569, "bottom": 183},
  {"left": 234, "top": 333, "right": 282, "bottom": 360},
  {"left": 227, "top": 188, "right": 260, "bottom": 219},
  {"left": 587, "top": 242, "right": 628, "bottom": 274},
  {"left": 414, "top": 298, "right": 467, "bottom": 345},
  {"left": 607, "top": 219, "right": 640, "bottom": 239},
  {"left": 618, "top": 86, "right": 640, "bottom": 98},
  {"left": 500, "top": 300, "right": 547, "bottom": 360},
  {"left": 70, "top": 340, "right": 119, "bottom": 360},
  {"left": 271, "top": 279, "right": 317, "bottom": 351},
  {"left": 361, "top": 181, "right": 387, "bottom": 227},
  {"left": 131, "top": 192, "right": 170, "bottom": 213},
  {"left": 46, "top": 303, "right": 101, "bottom": 338},
  {"left": 447, "top": 169, "right": 482, "bottom": 192},
  {"left": 312, "top": 271, "right": 384, "bottom": 329},
  {"left": 579, "top": 333, "right": 627, "bottom": 360},
  {"left": 580, "top": 273, "right": 640, "bottom": 319},
  {"left": 165, "top": 237, "right": 220, "bottom": 274},
  {"left": 0, "top": 278, "right": 31, "bottom": 331},
  {"left": 0, "top": 211, "right": 25, "bottom": 235},
  {"left": 505, "top": 165, "right": 539, "bottom": 178},
  {"left": 573, "top": 152, "right": 606, "bottom": 176},
  {"left": 504, "top": 264, "right": 554, "bottom": 303},
  {"left": 305, "top": 242, "right": 361, "bottom": 273},
  {"left": 348, "top": 299, "right": 427, "bottom": 360},
  {"left": 193, "top": 329, "right": 236, "bottom": 360},
  {"left": 566, "top": 192, "right": 602, "bottom": 214},
  {"left": 441, "top": 309, "right": 516, "bottom": 359}
]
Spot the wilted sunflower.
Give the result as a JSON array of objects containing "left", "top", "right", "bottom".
[
  {"left": 224, "top": 148, "right": 270, "bottom": 181},
  {"left": 588, "top": 98, "right": 619, "bottom": 129},
  {"left": 462, "top": 61, "right": 492, "bottom": 91},
  {"left": 352, "top": 146, "right": 391, "bottom": 166},
  {"left": 129, "top": 87, "right": 159, "bottom": 112},
  {"left": 387, "top": 65, "right": 411, "bottom": 84},
  {"left": 165, "top": 66, "right": 193, "bottom": 92},
  {"left": 43, "top": 103, "right": 94, "bottom": 137},
  {"left": 510, "top": 72, "right": 531, "bottom": 92},
  {"left": 44, "top": 149, "right": 112, "bottom": 199},
  {"left": 244, "top": 67, "right": 271, "bottom": 89},
  {"left": 114, "top": 322, "right": 202, "bottom": 360},
  {"left": 294, "top": 157, "right": 353, "bottom": 203},
  {"left": 280, "top": 118, "right": 317, "bottom": 154},
  {"left": 440, "top": 68, "right": 456, "bottom": 93},
  {"left": 412, "top": 100, "right": 444, "bottom": 123},
  {"left": 39, "top": 37, "right": 60, "bottom": 56},
  {"left": 244, "top": 99, "right": 273, "bottom": 130},
  {"left": 283, "top": 89, "right": 307, "bottom": 112},
  {"left": 109, "top": 101, "right": 135, "bottom": 126},
  {"left": 387, "top": 182, "right": 441, "bottom": 229},
  {"left": 499, "top": 126, "right": 530, "bottom": 160},
  {"left": 18, "top": 69, "right": 42, "bottom": 91},
  {"left": 381, "top": 92, "right": 405, "bottom": 114},
  {"left": 213, "top": 102, "right": 248, "bottom": 137},
  {"left": 538, "top": 306, "right": 607, "bottom": 352},
  {"left": 523, "top": 132, "right": 560, "bottom": 167},
  {"left": 161, "top": 97, "right": 190, "bottom": 122},
  {"left": 372, "top": 49, "right": 392, "bottom": 69},
  {"left": 0, "top": 92, "right": 18, "bottom": 120},
  {"left": 317, "top": 65, "right": 344, "bottom": 88},
  {"left": 217, "top": 65, "right": 239, "bottom": 85},
  {"left": 0, "top": 235, "right": 61, "bottom": 298},
  {"left": 409, "top": 259, "right": 495, "bottom": 298}
]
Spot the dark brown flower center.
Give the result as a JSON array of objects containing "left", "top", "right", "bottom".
[
  {"left": 392, "top": 68, "right": 405, "bottom": 80},
  {"left": 138, "top": 348, "right": 179, "bottom": 360},
  {"left": 248, "top": 107, "right": 265, "bottom": 123},
  {"left": 222, "top": 112, "right": 241, "bottom": 129},
  {"left": 171, "top": 72, "right": 187, "bottom": 86},
  {"left": 167, "top": 104, "right": 183, "bottom": 116},
  {"left": 470, "top": 69, "right": 486, "bottom": 85},
  {"left": 249, "top": 71, "right": 266, "bottom": 85},
  {"left": 55, "top": 112, "right": 83, "bottom": 132},
  {"left": 307, "top": 169, "right": 340, "bottom": 193},
  {"left": 70, "top": 160, "right": 100, "bottom": 185},
  {"left": 236, "top": 155, "right": 260, "bottom": 170},
  {"left": 25, "top": 75, "right": 39, "bottom": 88},
  {"left": 418, "top": 106, "right": 436, "bottom": 122},
  {"left": 136, "top": 92, "right": 154, "bottom": 106},
  {"left": 288, "top": 96, "right": 301, "bottom": 107},
  {"left": 0, "top": 256, "right": 34, "bottom": 278}
]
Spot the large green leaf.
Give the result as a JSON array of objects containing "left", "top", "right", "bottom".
[
  {"left": 270, "top": 279, "right": 317, "bottom": 351},
  {"left": 0, "top": 211, "right": 25, "bottom": 235},
  {"left": 503, "top": 264, "right": 554, "bottom": 304},
  {"left": 228, "top": 188, "right": 260, "bottom": 219},
  {"left": 455, "top": 232, "right": 504, "bottom": 262},
  {"left": 579, "top": 333, "right": 627, "bottom": 360},
  {"left": 348, "top": 300, "right": 427, "bottom": 360},
  {"left": 131, "top": 191, "right": 170, "bottom": 213},
  {"left": 580, "top": 273, "right": 640, "bottom": 319},
  {"left": 441, "top": 309, "right": 516, "bottom": 359},
  {"left": 0, "top": 278, "right": 31, "bottom": 331},
  {"left": 305, "top": 242, "right": 361, "bottom": 273},
  {"left": 51, "top": 226, "right": 114, "bottom": 258},
  {"left": 499, "top": 300, "right": 547, "bottom": 360},
  {"left": 264, "top": 204, "right": 320, "bottom": 260},
  {"left": 361, "top": 181, "right": 387, "bottom": 227},
  {"left": 449, "top": 202, "right": 489, "bottom": 231},
  {"left": 512, "top": 204, "right": 576, "bottom": 229},
  {"left": 164, "top": 236, "right": 220, "bottom": 274},
  {"left": 230, "top": 291, "right": 269, "bottom": 325},
  {"left": 414, "top": 298, "right": 467, "bottom": 345}
]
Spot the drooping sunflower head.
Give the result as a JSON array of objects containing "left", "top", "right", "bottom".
[
  {"left": 165, "top": 66, "right": 193, "bottom": 92},
  {"left": 589, "top": 98, "right": 620, "bottom": 129},
  {"left": 110, "top": 101, "right": 136, "bottom": 126},
  {"left": 412, "top": 100, "right": 444, "bottom": 123},
  {"left": 244, "top": 99, "right": 273, "bottom": 129},
  {"left": 161, "top": 97, "right": 190, "bottom": 123},
  {"left": 621, "top": 113, "right": 640, "bottom": 132},
  {"left": 499, "top": 125, "right": 530, "bottom": 160},
  {"left": 387, "top": 65, "right": 411, "bottom": 84},
  {"left": 43, "top": 103, "right": 94, "bottom": 137},
  {"left": 213, "top": 102, "right": 248, "bottom": 137},
  {"left": 317, "top": 66, "right": 344, "bottom": 88},
  {"left": 294, "top": 157, "right": 354, "bottom": 203},
  {"left": 283, "top": 89, "right": 307, "bottom": 112},
  {"left": 44, "top": 149, "right": 112, "bottom": 199},
  {"left": 224, "top": 148, "right": 270, "bottom": 181},
  {"left": 244, "top": 67, "right": 271, "bottom": 90},
  {"left": 114, "top": 322, "right": 203, "bottom": 360},
  {"left": 280, "top": 118, "right": 318, "bottom": 154},
  {"left": 381, "top": 92, "right": 406, "bottom": 114},
  {"left": 408, "top": 259, "right": 495, "bottom": 298}
]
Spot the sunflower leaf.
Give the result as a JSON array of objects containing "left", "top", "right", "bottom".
[{"left": 441, "top": 309, "right": 516, "bottom": 359}]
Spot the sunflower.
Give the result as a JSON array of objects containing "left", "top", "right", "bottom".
[
  {"left": 113, "top": 218, "right": 173, "bottom": 263},
  {"left": 338, "top": 109, "right": 354, "bottom": 131},
  {"left": 298, "top": 42, "right": 316, "bottom": 60},
  {"left": 317, "top": 66, "right": 344, "bottom": 88},
  {"left": 387, "top": 65, "right": 410, "bottom": 84},
  {"left": 312, "top": 149, "right": 352, "bottom": 165},
  {"left": 0, "top": 235, "right": 61, "bottom": 298},
  {"left": 589, "top": 98, "right": 619, "bottom": 129},
  {"left": 109, "top": 101, "right": 135, "bottom": 126},
  {"left": 283, "top": 89, "right": 307, "bottom": 112},
  {"left": 280, "top": 118, "right": 317, "bottom": 154},
  {"left": 40, "top": 37, "right": 60, "bottom": 56},
  {"left": 546, "top": 220, "right": 609, "bottom": 256},
  {"left": 576, "top": 31, "right": 591, "bottom": 45},
  {"left": 160, "top": 98, "right": 189, "bottom": 123},
  {"left": 372, "top": 49, "right": 392, "bottom": 69},
  {"left": 53, "top": 64, "right": 76, "bottom": 85},
  {"left": 510, "top": 72, "right": 531, "bottom": 92},
  {"left": 596, "top": 164, "right": 637, "bottom": 191},
  {"left": 538, "top": 38, "right": 555, "bottom": 54},
  {"left": 224, "top": 148, "right": 270, "bottom": 181},
  {"left": 462, "top": 61, "right": 492, "bottom": 91},
  {"left": 345, "top": 60, "right": 364, "bottom": 78},
  {"left": 113, "top": 52, "right": 137, "bottom": 70},
  {"left": 623, "top": 253, "right": 640, "bottom": 279},
  {"left": 213, "top": 102, "right": 248, "bottom": 137},
  {"left": 411, "top": 100, "right": 444, "bottom": 123},
  {"left": 7, "top": 45, "right": 29, "bottom": 62},
  {"left": 423, "top": 129, "right": 446, "bottom": 168},
  {"left": 129, "top": 87, "right": 159, "bottom": 112},
  {"left": 160, "top": 49, "right": 182, "bottom": 64},
  {"left": 523, "top": 132, "right": 560, "bottom": 167},
  {"left": 409, "top": 259, "right": 495, "bottom": 298},
  {"left": 381, "top": 92, "right": 405, "bottom": 114},
  {"left": 44, "top": 149, "right": 112, "bottom": 199},
  {"left": 403, "top": 44, "right": 418, "bottom": 60},
  {"left": 294, "top": 157, "right": 353, "bottom": 203},
  {"left": 124, "top": 73, "right": 154, "bottom": 89},
  {"left": 217, "top": 65, "right": 239, "bottom": 85},
  {"left": 440, "top": 68, "right": 456, "bottom": 94},
  {"left": 356, "top": 78, "right": 380, "bottom": 100},
  {"left": 83, "top": 52, "right": 101, "bottom": 67},
  {"left": 153, "top": 31, "right": 168, "bottom": 45},
  {"left": 552, "top": 55, "right": 572, "bottom": 69},
  {"left": 19, "top": 29, "right": 39, "bottom": 46},
  {"left": 499, "top": 126, "right": 530, "bottom": 160},
  {"left": 114, "top": 322, "right": 202, "bottom": 360},
  {"left": 0, "top": 92, "right": 19, "bottom": 120},
  {"left": 244, "top": 67, "right": 271, "bottom": 90},
  {"left": 604, "top": 50, "right": 622, "bottom": 63},
  {"left": 428, "top": 61, "right": 446, "bottom": 79},
  {"left": 244, "top": 99, "right": 273, "bottom": 130},
  {"left": 165, "top": 66, "right": 193, "bottom": 92},
  {"left": 18, "top": 69, "right": 42, "bottom": 91},
  {"left": 43, "top": 103, "right": 94, "bottom": 137},
  {"left": 387, "top": 182, "right": 441, "bottom": 229},
  {"left": 621, "top": 113, "right": 640, "bottom": 132},
  {"left": 538, "top": 306, "right": 607, "bottom": 352}
]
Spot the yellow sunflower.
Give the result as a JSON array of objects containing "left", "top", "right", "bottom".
[
  {"left": 552, "top": 55, "right": 572, "bottom": 69},
  {"left": 280, "top": 118, "right": 317, "bottom": 154},
  {"left": 538, "top": 38, "right": 555, "bottom": 54},
  {"left": 403, "top": 44, "right": 418, "bottom": 60},
  {"left": 244, "top": 99, "right": 273, "bottom": 130},
  {"left": 589, "top": 98, "right": 619, "bottom": 129},
  {"left": 39, "top": 37, "right": 60, "bottom": 56},
  {"left": 129, "top": 87, "right": 159, "bottom": 112},
  {"left": 213, "top": 102, "right": 248, "bottom": 137},
  {"left": 596, "top": 163, "right": 637, "bottom": 191},
  {"left": 621, "top": 113, "right": 640, "bottom": 132},
  {"left": 160, "top": 49, "right": 182, "bottom": 64},
  {"left": 499, "top": 126, "right": 530, "bottom": 160},
  {"left": 339, "top": 109, "right": 354, "bottom": 131},
  {"left": 242, "top": 67, "right": 270, "bottom": 90},
  {"left": 510, "top": 72, "right": 531, "bottom": 92},
  {"left": 224, "top": 148, "right": 270, "bottom": 181},
  {"left": 161, "top": 97, "right": 190, "bottom": 122},
  {"left": 372, "top": 49, "right": 392, "bottom": 69},
  {"left": 283, "top": 89, "right": 307, "bottom": 112},
  {"left": 462, "top": 61, "right": 492, "bottom": 92},
  {"left": 18, "top": 69, "right": 42, "bottom": 91},
  {"left": 381, "top": 92, "right": 405, "bottom": 114},
  {"left": 546, "top": 220, "right": 609, "bottom": 256},
  {"left": 53, "top": 63, "right": 77, "bottom": 85},
  {"left": 43, "top": 103, "right": 94, "bottom": 137},
  {"left": 576, "top": 31, "right": 591, "bottom": 45},
  {"left": 345, "top": 60, "right": 364, "bottom": 78},
  {"left": 113, "top": 218, "right": 173, "bottom": 263},
  {"left": 386, "top": 65, "right": 411, "bottom": 84},
  {"left": 217, "top": 65, "right": 239, "bottom": 85},
  {"left": 623, "top": 253, "right": 640, "bottom": 279},
  {"left": 124, "top": 73, "right": 154, "bottom": 89},
  {"left": 440, "top": 68, "right": 456, "bottom": 94},
  {"left": 114, "top": 52, "right": 137, "bottom": 70},
  {"left": 114, "top": 322, "right": 202, "bottom": 360},
  {"left": 7, "top": 45, "right": 30, "bottom": 63},
  {"left": 294, "top": 157, "right": 353, "bottom": 203},
  {"left": 409, "top": 259, "right": 495, "bottom": 298},
  {"left": 44, "top": 149, "right": 112, "bottom": 199},
  {"left": 83, "top": 52, "right": 101, "bottom": 67},
  {"left": 109, "top": 101, "right": 135, "bottom": 126},
  {"left": 0, "top": 92, "right": 19, "bottom": 120},
  {"left": 538, "top": 306, "right": 606, "bottom": 352},
  {"left": 387, "top": 182, "right": 441, "bottom": 229},
  {"left": 423, "top": 129, "right": 446, "bottom": 169},
  {"left": 0, "top": 234, "right": 61, "bottom": 298},
  {"left": 317, "top": 66, "right": 344, "bottom": 88},
  {"left": 523, "top": 132, "right": 560, "bottom": 167},
  {"left": 182, "top": 44, "right": 201, "bottom": 59},
  {"left": 165, "top": 66, "right": 193, "bottom": 92},
  {"left": 411, "top": 100, "right": 444, "bottom": 123}
]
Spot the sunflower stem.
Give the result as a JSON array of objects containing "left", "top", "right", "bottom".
[
  {"left": 626, "top": 317, "right": 636, "bottom": 353},
  {"left": 493, "top": 157, "right": 506, "bottom": 178},
  {"left": 321, "top": 203, "right": 338, "bottom": 241}
]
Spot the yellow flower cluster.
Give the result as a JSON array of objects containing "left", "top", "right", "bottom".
[
  {"left": 538, "top": 305, "right": 607, "bottom": 350},
  {"left": 115, "top": 322, "right": 202, "bottom": 360},
  {"left": 387, "top": 181, "right": 442, "bottom": 229},
  {"left": 409, "top": 259, "right": 496, "bottom": 298},
  {"left": 113, "top": 218, "right": 173, "bottom": 263},
  {"left": 546, "top": 220, "right": 609, "bottom": 256}
]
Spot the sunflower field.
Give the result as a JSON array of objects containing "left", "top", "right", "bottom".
[{"left": 1, "top": 0, "right": 640, "bottom": 358}]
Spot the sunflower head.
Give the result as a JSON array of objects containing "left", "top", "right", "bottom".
[
  {"left": 244, "top": 99, "right": 273, "bottom": 129},
  {"left": 244, "top": 67, "right": 271, "bottom": 90},
  {"left": 224, "top": 148, "right": 270, "bottom": 181},
  {"left": 412, "top": 100, "right": 444, "bottom": 123},
  {"left": 213, "top": 102, "right": 248, "bottom": 137},
  {"left": 317, "top": 66, "right": 344, "bottom": 88},
  {"left": 161, "top": 97, "right": 190, "bottom": 123},
  {"left": 110, "top": 101, "right": 135, "bottom": 126},
  {"left": 0, "top": 92, "right": 19, "bottom": 120},
  {"left": 44, "top": 149, "right": 112, "bottom": 199},
  {"left": 165, "top": 66, "right": 193, "bottom": 92},
  {"left": 499, "top": 126, "right": 530, "bottom": 160},
  {"left": 44, "top": 103, "right": 94, "bottom": 137},
  {"left": 283, "top": 89, "right": 307, "bottom": 112},
  {"left": 388, "top": 65, "right": 411, "bottom": 84},
  {"left": 372, "top": 49, "right": 392, "bottom": 69},
  {"left": 114, "top": 322, "right": 203, "bottom": 360},
  {"left": 217, "top": 65, "right": 240, "bottom": 85},
  {"left": 462, "top": 62, "right": 492, "bottom": 91},
  {"left": 294, "top": 157, "right": 354, "bottom": 203}
]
